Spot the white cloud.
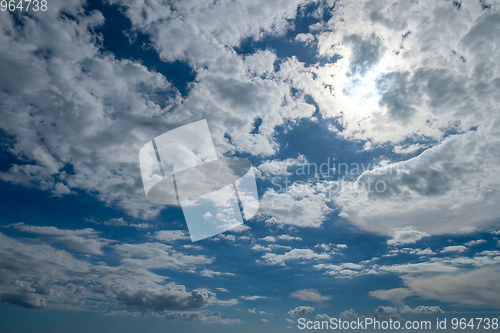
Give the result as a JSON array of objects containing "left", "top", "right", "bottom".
[
  {"left": 261, "top": 249, "right": 330, "bottom": 266},
  {"left": 375, "top": 306, "right": 397, "bottom": 314},
  {"left": 288, "top": 306, "right": 314, "bottom": 317},
  {"left": 441, "top": 245, "right": 468, "bottom": 254},
  {"left": 182, "top": 244, "right": 203, "bottom": 250},
  {"left": 251, "top": 244, "right": 292, "bottom": 252},
  {"left": 200, "top": 270, "right": 235, "bottom": 278},
  {"left": 290, "top": 289, "right": 330, "bottom": 302},
  {"left": 257, "top": 182, "right": 333, "bottom": 228},
  {"left": 292, "top": 0, "right": 500, "bottom": 237},
  {"left": 257, "top": 155, "right": 307, "bottom": 178},
  {"left": 0, "top": 0, "right": 320, "bottom": 224},
  {"left": 241, "top": 295, "right": 266, "bottom": 301},
  {"left": 9, "top": 223, "right": 110, "bottom": 255},
  {"left": 314, "top": 243, "right": 347, "bottom": 252},
  {"left": 339, "top": 309, "right": 360, "bottom": 319},
  {"left": 316, "top": 314, "right": 331, "bottom": 320},
  {"left": 387, "top": 227, "right": 429, "bottom": 246},
  {"left": 278, "top": 235, "right": 302, "bottom": 241},
  {"left": 114, "top": 242, "right": 213, "bottom": 270},
  {"left": 465, "top": 239, "right": 487, "bottom": 246},
  {"left": 155, "top": 230, "right": 190, "bottom": 243},
  {"left": 261, "top": 236, "right": 276, "bottom": 243},
  {"left": 400, "top": 305, "right": 443, "bottom": 314}
]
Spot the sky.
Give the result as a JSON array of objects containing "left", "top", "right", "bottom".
[{"left": 1, "top": 0, "right": 500, "bottom": 332}]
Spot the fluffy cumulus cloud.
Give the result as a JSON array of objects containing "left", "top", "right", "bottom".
[
  {"left": 0, "top": 0, "right": 317, "bottom": 222},
  {"left": 441, "top": 245, "right": 468, "bottom": 254},
  {"left": 375, "top": 306, "right": 397, "bottom": 314},
  {"left": 387, "top": 227, "right": 429, "bottom": 246},
  {"left": 339, "top": 309, "right": 360, "bottom": 319},
  {"left": 256, "top": 182, "right": 333, "bottom": 228},
  {"left": 288, "top": 305, "right": 315, "bottom": 317}
]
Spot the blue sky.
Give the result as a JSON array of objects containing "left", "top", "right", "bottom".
[{"left": 1, "top": 0, "right": 500, "bottom": 332}]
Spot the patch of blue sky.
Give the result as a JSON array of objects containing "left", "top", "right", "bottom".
[
  {"left": 234, "top": 1, "right": 338, "bottom": 67},
  {"left": 84, "top": 0, "right": 195, "bottom": 97}
]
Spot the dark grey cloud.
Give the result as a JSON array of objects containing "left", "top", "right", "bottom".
[
  {"left": 0, "top": 293, "right": 46, "bottom": 309},
  {"left": 0, "top": 232, "right": 235, "bottom": 315},
  {"left": 344, "top": 34, "right": 385, "bottom": 77},
  {"left": 114, "top": 287, "right": 214, "bottom": 312}
]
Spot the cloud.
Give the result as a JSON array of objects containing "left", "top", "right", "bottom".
[
  {"left": 400, "top": 305, "right": 443, "bottom": 314},
  {"left": 251, "top": 244, "right": 292, "bottom": 252},
  {"left": 261, "top": 236, "right": 276, "bottom": 243},
  {"left": 369, "top": 288, "right": 415, "bottom": 303},
  {"left": 257, "top": 182, "right": 332, "bottom": 228},
  {"left": 257, "top": 155, "right": 307, "bottom": 178},
  {"left": 156, "top": 310, "right": 242, "bottom": 324},
  {"left": 261, "top": 249, "right": 330, "bottom": 266},
  {"left": 290, "top": 289, "right": 330, "bottom": 302},
  {"left": 0, "top": 0, "right": 319, "bottom": 223},
  {"left": 114, "top": 242, "right": 213, "bottom": 270},
  {"left": 375, "top": 306, "right": 397, "bottom": 314},
  {"left": 10, "top": 223, "right": 110, "bottom": 255},
  {"left": 402, "top": 266, "right": 500, "bottom": 309},
  {"left": 0, "top": 232, "right": 239, "bottom": 316},
  {"left": 379, "top": 262, "right": 458, "bottom": 274},
  {"left": 241, "top": 296, "right": 266, "bottom": 301},
  {"left": 334, "top": 129, "right": 500, "bottom": 236},
  {"left": 200, "top": 270, "right": 235, "bottom": 278},
  {"left": 278, "top": 235, "right": 303, "bottom": 241},
  {"left": 441, "top": 245, "right": 468, "bottom": 254},
  {"left": 465, "top": 240, "right": 487, "bottom": 246},
  {"left": 155, "top": 230, "right": 190, "bottom": 243},
  {"left": 288, "top": 306, "right": 314, "bottom": 317},
  {"left": 387, "top": 227, "right": 429, "bottom": 246},
  {"left": 298, "top": 0, "right": 500, "bottom": 237},
  {"left": 111, "top": 286, "right": 215, "bottom": 312},
  {"left": 316, "top": 314, "right": 331, "bottom": 320},
  {"left": 339, "top": 309, "right": 360, "bottom": 319},
  {"left": 314, "top": 243, "right": 347, "bottom": 253}
]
